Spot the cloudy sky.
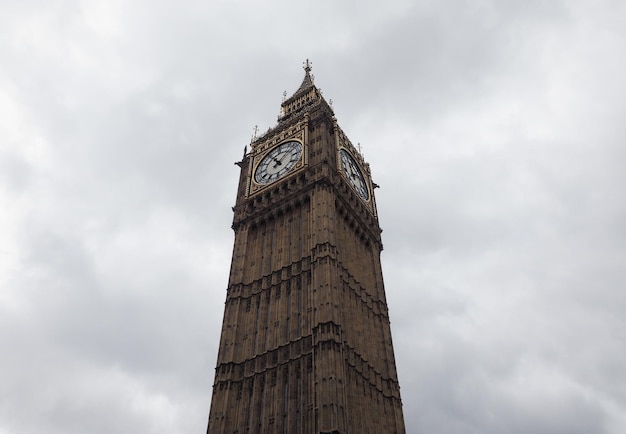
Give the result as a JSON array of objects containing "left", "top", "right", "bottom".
[{"left": 2, "top": 0, "right": 626, "bottom": 433}]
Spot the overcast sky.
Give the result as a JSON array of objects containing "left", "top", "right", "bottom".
[{"left": 1, "top": 1, "right": 626, "bottom": 433}]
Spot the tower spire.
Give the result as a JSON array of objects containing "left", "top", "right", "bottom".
[{"left": 294, "top": 58, "right": 314, "bottom": 94}]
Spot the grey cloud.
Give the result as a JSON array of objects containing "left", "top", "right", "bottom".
[{"left": 1, "top": 0, "right": 625, "bottom": 433}]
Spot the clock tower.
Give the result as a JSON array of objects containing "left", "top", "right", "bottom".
[{"left": 207, "top": 61, "right": 405, "bottom": 434}]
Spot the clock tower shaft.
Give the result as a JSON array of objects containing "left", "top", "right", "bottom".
[{"left": 207, "top": 63, "right": 405, "bottom": 434}]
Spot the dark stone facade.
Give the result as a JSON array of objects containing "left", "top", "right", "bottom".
[{"left": 207, "top": 65, "right": 405, "bottom": 434}]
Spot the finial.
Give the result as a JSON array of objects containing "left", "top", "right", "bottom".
[
  {"left": 303, "top": 59, "right": 312, "bottom": 73},
  {"left": 251, "top": 125, "right": 259, "bottom": 143},
  {"left": 282, "top": 90, "right": 287, "bottom": 102},
  {"left": 329, "top": 99, "right": 333, "bottom": 108},
  {"left": 357, "top": 142, "right": 362, "bottom": 154}
]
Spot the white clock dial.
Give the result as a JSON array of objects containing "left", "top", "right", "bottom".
[
  {"left": 254, "top": 141, "right": 303, "bottom": 184},
  {"left": 339, "top": 149, "right": 369, "bottom": 200}
]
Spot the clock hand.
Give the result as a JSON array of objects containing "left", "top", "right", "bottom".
[
  {"left": 271, "top": 155, "right": 283, "bottom": 168},
  {"left": 271, "top": 151, "right": 289, "bottom": 169},
  {"left": 350, "top": 170, "right": 364, "bottom": 187},
  {"left": 279, "top": 148, "right": 292, "bottom": 163}
]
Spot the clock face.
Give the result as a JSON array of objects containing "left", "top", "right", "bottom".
[
  {"left": 339, "top": 149, "right": 369, "bottom": 200},
  {"left": 254, "top": 141, "right": 303, "bottom": 184}
]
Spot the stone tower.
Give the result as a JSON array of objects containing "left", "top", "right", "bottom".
[{"left": 207, "top": 61, "right": 405, "bottom": 434}]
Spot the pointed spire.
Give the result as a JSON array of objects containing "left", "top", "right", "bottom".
[
  {"left": 295, "top": 58, "right": 314, "bottom": 93},
  {"left": 278, "top": 59, "right": 333, "bottom": 122}
]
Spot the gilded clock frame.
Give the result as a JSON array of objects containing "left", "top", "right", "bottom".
[{"left": 248, "top": 125, "right": 307, "bottom": 197}]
